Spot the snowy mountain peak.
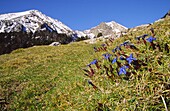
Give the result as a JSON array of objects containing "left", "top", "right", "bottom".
[
  {"left": 0, "top": 9, "right": 128, "bottom": 41},
  {"left": 0, "top": 9, "right": 72, "bottom": 33},
  {"left": 83, "top": 20, "right": 127, "bottom": 38},
  {"left": 106, "top": 21, "right": 128, "bottom": 30},
  {"left": 73, "top": 20, "right": 128, "bottom": 41},
  {"left": 0, "top": 9, "right": 39, "bottom": 20}
]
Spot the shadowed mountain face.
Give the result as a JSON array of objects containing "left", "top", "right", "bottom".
[
  {"left": 0, "top": 10, "right": 73, "bottom": 34},
  {"left": 0, "top": 10, "right": 74, "bottom": 55},
  {"left": 0, "top": 9, "right": 168, "bottom": 55},
  {"left": 0, "top": 10, "right": 128, "bottom": 55},
  {"left": 0, "top": 31, "right": 72, "bottom": 55}
]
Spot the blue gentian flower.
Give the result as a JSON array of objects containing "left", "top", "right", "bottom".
[
  {"left": 102, "top": 53, "right": 112, "bottom": 59},
  {"left": 118, "top": 65, "right": 129, "bottom": 75},
  {"left": 126, "top": 53, "right": 137, "bottom": 64},
  {"left": 87, "top": 59, "right": 97, "bottom": 66},
  {"left": 119, "top": 43, "right": 124, "bottom": 47},
  {"left": 91, "top": 59, "right": 97, "bottom": 64},
  {"left": 123, "top": 41, "right": 130, "bottom": 46},
  {"left": 101, "top": 44, "right": 106, "bottom": 47},
  {"left": 112, "top": 46, "right": 121, "bottom": 53},
  {"left": 120, "top": 56, "right": 126, "bottom": 60},
  {"left": 112, "top": 57, "right": 117, "bottom": 64},
  {"left": 146, "top": 36, "right": 156, "bottom": 43},
  {"left": 112, "top": 48, "right": 117, "bottom": 53},
  {"left": 117, "top": 46, "right": 121, "bottom": 51},
  {"left": 89, "top": 59, "right": 100, "bottom": 69},
  {"left": 120, "top": 40, "right": 130, "bottom": 47}
]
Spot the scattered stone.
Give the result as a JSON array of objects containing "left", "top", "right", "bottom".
[{"left": 49, "top": 42, "right": 60, "bottom": 46}]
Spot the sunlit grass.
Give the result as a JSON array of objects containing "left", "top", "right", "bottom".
[{"left": 0, "top": 18, "right": 170, "bottom": 110}]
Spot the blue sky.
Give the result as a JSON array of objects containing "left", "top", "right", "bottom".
[{"left": 0, "top": 0, "right": 169, "bottom": 30}]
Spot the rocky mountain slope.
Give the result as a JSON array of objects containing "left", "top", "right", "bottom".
[
  {"left": 7, "top": 9, "right": 170, "bottom": 56},
  {"left": 0, "top": 10, "right": 73, "bottom": 34},
  {"left": 0, "top": 10, "right": 75, "bottom": 55},
  {"left": 87, "top": 21, "right": 127, "bottom": 37},
  {"left": 74, "top": 21, "right": 128, "bottom": 40},
  {"left": 0, "top": 9, "right": 129, "bottom": 55},
  {"left": 0, "top": 9, "right": 127, "bottom": 41}
]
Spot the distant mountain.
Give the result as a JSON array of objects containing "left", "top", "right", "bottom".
[
  {"left": 3, "top": 9, "right": 168, "bottom": 55},
  {"left": 0, "top": 10, "right": 73, "bottom": 34},
  {"left": 74, "top": 21, "right": 128, "bottom": 40},
  {"left": 0, "top": 10, "right": 74, "bottom": 55},
  {"left": 86, "top": 21, "right": 127, "bottom": 37},
  {"left": 0, "top": 9, "right": 128, "bottom": 40}
]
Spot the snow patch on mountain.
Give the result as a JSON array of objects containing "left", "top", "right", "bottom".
[
  {"left": 74, "top": 30, "right": 86, "bottom": 38},
  {"left": 106, "top": 21, "right": 128, "bottom": 30},
  {"left": 0, "top": 10, "right": 72, "bottom": 34},
  {"left": 73, "top": 20, "right": 127, "bottom": 41},
  {"left": 84, "top": 21, "right": 128, "bottom": 38},
  {"left": 0, "top": 9, "right": 128, "bottom": 42}
]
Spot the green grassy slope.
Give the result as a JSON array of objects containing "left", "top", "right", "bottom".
[
  {"left": 0, "top": 17, "right": 170, "bottom": 110},
  {"left": 0, "top": 42, "right": 100, "bottom": 110}
]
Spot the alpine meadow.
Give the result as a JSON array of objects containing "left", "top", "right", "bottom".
[{"left": 0, "top": 10, "right": 170, "bottom": 111}]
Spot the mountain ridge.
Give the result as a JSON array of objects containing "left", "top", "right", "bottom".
[
  {"left": 0, "top": 10, "right": 73, "bottom": 34},
  {"left": 87, "top": 21, "right": 127, "bottom": 37},
  {"left": 0, "top": 9, "right": 128, "bottom": 38},
  {"left": 0, "top": 9, "right": 168, "bottom": 55}
]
